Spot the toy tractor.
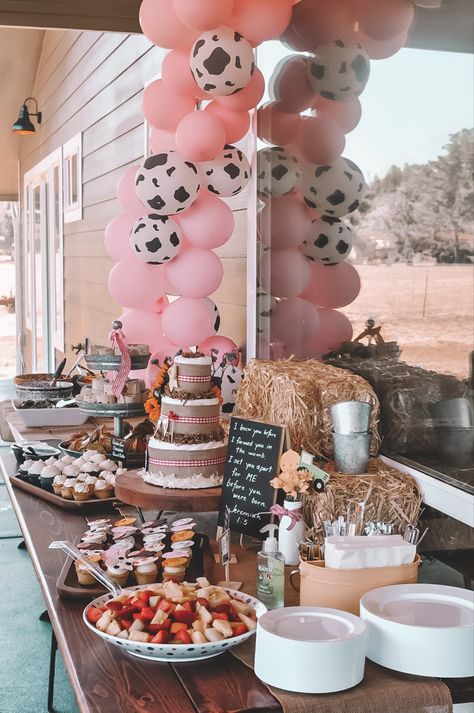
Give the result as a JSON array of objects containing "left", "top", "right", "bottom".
[{"left": 297, "top": 450, "right": 330, "bottom": 493}]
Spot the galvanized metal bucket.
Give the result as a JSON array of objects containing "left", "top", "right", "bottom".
[
  {"left": 330, "top": 401, "right": 373, "bottom": 435},
  {"left": 332, "top": 431, "right": 371, "bottom": 474},
  {"left": 429, "top": 398, "right": 473, "bottom": 428}
]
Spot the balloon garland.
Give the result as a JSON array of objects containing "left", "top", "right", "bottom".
[
  {"left": 257, "top": 0, "right": 415, "bottom": 358},
  {"left": 104, "top": 0, "right": 415, "bottom": 366}
]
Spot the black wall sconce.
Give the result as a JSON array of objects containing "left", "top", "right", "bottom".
[{"left": 11, "top": 97, "right": 42, "bottom": 135}]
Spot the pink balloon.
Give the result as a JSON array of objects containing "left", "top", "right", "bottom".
[
  {"left": 257, "top": 102, "right": 302, "bottom": 146},
  {"left": 258, "top": 195, "right": 311, "bottom": 249},
  {"left": 270, "top": 56, "right": 315, "bottom": 114},
  {"left": 199, "top": 335, "right": 239, "bottom": 366},
  {"left": 117, "top": 165, "right": 145, "bottom": 217},
  {"left": 104, "top": 214, "right": 136, "bottom": 261},
  {"left": 303, "top": 308, "right": 353, "bottom": 357},
  {"left": 118, "top": 309, "right": 165, "bottom": 354},
  {"left": 175, "top": 111, "right": 226, "bottom": 162},
  {"left": 149, "top": 127, "right": 177, "bottom": 153},
  {"left": 260, "top": 248, "right": 311, "bottom": 298},
  {"left": 301, "top": 262, "right": 361, "bottom": 309},
  {"left": 205, "top": 102, "right": 250, "bottom": 144},
  {"left": 358, "top": 30, "right": 408, "bottom": 59},
  {"left": 176, "top": 190, "right": 234, "bottom": 249},
  {"left": 162, "top": 48, "right": 207, "bottom": 98},
  {"left": 139, "top": 0, "right": 199, "bottom": 49},
  {"left": 270, "top": 340, "right": 285, "bottom": 360},
  {"left": 298, "top": 115, "right": 346, "bottom": 165},
  {"left": 280, "top": 22, "right": 312, "bottom": 52},
  {"left": 231, "top": 0, "right": 293, "bottom": 44},
  {"left": 353, "top": 0, "right": 414, "bottom": 41},
  {"left": 162, "top": 297, "right": 217, "bottom": 346},
  {"left": 142, "top": 79, "right": 195, "bottom": 131},
  {"left": 313, "top": 96, "right": 362, "bottom": 134},
  {"left": 271, "top": 297, "right": 319, "bottom": 346},
  {"left": 289, "top": 0, "right": 355, "bottom": 50},
  {"left": 173, "top": 0, "right": 234, "bottom": 31},
  {"left": 216, "top": 67, "right": 265, "bottom": 112},
  {"left": 164, "top": 245, "right": 223, "bottom": 297},
  {"left": 108, "top": 261, "right": 167, "bottom": 311},
  {"left": 145, "top": 342, "right": 181, "bottom": 388}
]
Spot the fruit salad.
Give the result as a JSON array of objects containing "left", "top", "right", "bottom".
[{"left": 86, "top": 578, "right": 257, "bottom": 646}]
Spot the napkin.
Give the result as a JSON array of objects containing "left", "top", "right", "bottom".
[{"left": 324, "top": 535, "right": 416, "bottom": 570}]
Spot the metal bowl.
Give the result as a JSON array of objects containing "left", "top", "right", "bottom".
[
  {"left": 58, "top": 442, "right": 145, "bottom": 469},
  {"left": 84, "top": 353, "right": 150, "bottom": 372},
  {"left": 14, "top": 374, "right": 73, "bottom": 403}
]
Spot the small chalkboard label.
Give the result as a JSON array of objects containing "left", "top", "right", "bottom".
[
  {"left": 218, "top": 417, "right": 287, "bottom": 539},
  {"left": 111, "top": 438, "right": 127, "bottom": 464}
]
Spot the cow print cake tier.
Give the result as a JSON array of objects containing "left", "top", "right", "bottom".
[{"left": 142, "top": 353, "right": 227, "bottom": 490}]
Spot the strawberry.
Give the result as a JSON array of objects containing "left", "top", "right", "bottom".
[
  {"left": 119, "top": 619, "right": 132, "bottom": 630},
  {"left": 174, "top": 629, "right": 192, "bottom": 645},
  {"left": 106, "top": 601, "right": 124, "bottom": 612},
  {"left": 151, "top": 630, "right": 169, "bottom": 644},
  {"left": 118, "top": 606, "right": 139, "bottom": 617},
  {"left": 232, "top": 624, "right": 248, "bottom": 637},
  {"left": 212, "top": 612, "right": 229, "bottom": 621},
  {"left": 147, "top": 623, "right": 168, "bottom": 634},
  {"left": 157, "top": 599, "right": 175, "bottom": 613},
  {"left": 181, "top": 600, "right": 195, "bottom": 612},
  {"left": 170, "top": 622, "right": 188, "bottom": 634},
  {"left": 86, "top": 607, "right": 103, "bottom": 624},
  {"left": 197, "top": 597, "right": 209, "bottom": 608},
  {"left": 173, "top": 610, "right": 197, "bottom": 625},
  {"left": 213, "top": 603, "right": 232, "bottom": 615},
  {"left": 138, "top": 607, "right": 156, "bottom": 621}
]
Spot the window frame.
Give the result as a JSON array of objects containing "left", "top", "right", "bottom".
[{"left": 63, "top": 132, "right": 82, "bottom": 223}]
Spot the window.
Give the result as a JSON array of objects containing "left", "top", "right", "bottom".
[{"left": 63, "top": 133, "right": 82, "bottom": 223}]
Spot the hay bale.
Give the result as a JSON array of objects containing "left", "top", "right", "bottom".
[
  {"left": 234, "top": 358, "right": 380, "bottom": 457},
  {"left": 303, "top": 458, "right": 423, "bottom": 543}
]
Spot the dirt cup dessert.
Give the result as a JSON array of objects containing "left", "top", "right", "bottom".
[
  {"left": 19, "top": 459, "right": 35, "bottom": 478},
  {"left": 39, "top": 464, "right": 61, "bottom": 492},
  {"left": 26, "top": 460, "right": 45, "bottom": 485}
]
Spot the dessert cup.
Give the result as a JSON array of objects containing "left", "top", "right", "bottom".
[
  {"left": 75, "top": 560, "right": 98, "bottom": 585},
  {"left": 73, "top": 483, "right": 92, "bottom": 501},
  {"left": 52, "top": 474, "right": 66, "bottom": 495},
  {"left": 163, "top": 565, "right": 186, "bottom": 583},
  {"left": 61, "top": 478, "right": 77, "bottom": 499},
  {"left": 135, "top": 561, "right": 158, "bottom": 585},
  {"left": 94, "top": 481, "right": 114, "bottom": 499}
]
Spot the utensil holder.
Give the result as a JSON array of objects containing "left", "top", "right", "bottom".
[
  {"left": 330, "top": 400, "right": 373, "bottom": 434},
  {"left": 332, "top": 431, "right": 371, "bottom": 474}
]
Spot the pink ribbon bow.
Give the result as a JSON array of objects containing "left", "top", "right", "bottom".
[
  {"left": 270, "top": 504, "right": 302, "bottom": 531},
  {"left": 107, "top": 327, "right": 131, "bottom": 398}
]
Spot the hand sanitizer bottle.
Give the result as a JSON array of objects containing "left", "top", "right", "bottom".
[{"left": 256, "top": 524, "right": 285, "bottom": 610}]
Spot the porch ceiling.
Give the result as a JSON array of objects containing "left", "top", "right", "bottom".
[{"left": 0, "top": 27, "right": 44, "bottom": 201}]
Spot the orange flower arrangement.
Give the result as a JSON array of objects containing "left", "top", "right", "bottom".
[
  {"left": 211, "top": 383, "right": 223, "bottom": 404},
  {"left": 144, "top": 358, "right": 171, "bottom": 422}
]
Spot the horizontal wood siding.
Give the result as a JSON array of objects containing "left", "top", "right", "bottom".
[
  {"left": 20, "top": 29, "right": 248, "bottom": 367},
  {"left": 0, "top": 0, "right": 141, "bottom": 32}
]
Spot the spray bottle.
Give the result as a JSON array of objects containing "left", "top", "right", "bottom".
[{"left": 256, "top": 524, "right": 285, "bottom": 610}]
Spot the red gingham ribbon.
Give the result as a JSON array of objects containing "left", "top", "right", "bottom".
[
  {"left": 107, "top": 328, "right": 131, "bottom": 397},
  {"left": 177, "top": 374, "right": 210, "bottom": 383},
  {"left": 162, "top": 415, "right": 219, "bottom": 425},
  {"left": 149, "top": 456, "right": 226, "bottom": 468}
]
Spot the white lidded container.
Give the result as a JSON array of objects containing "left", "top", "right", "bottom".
[
  {"left": 255, "top": 606, "right": 367, "bottom": 694},
  {"left": 360, "top": 584, "right": 474, "bottom": 678}
]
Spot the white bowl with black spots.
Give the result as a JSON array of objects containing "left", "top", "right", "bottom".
[
  {"left": 200, "top": 144, "right": 250, "bottom": 197},
  {"left": 307, "top": 40, "right": 370, "bottom": 102},
  {"left": 303, "top": 215, "right": 354, "bottom": 264},
  {"left": 83, "top": 585, "right": 266, "bottom": 662},
  {"left": 135, "top": 152, "right": 200, "bottom": 215},
  {"left": 190, "top": 25, "right": 255, "bottom": 97},
  {"left": 257, "top": 147, "right": 300, "bottom": 198},
  {"left": 302, "top": 156, "right": 366, "bottom": 218},
  {"left": 130, "top": 214, "right": 182, "bottom": 265}
]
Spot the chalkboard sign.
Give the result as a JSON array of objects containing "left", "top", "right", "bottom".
[
  {"left": 218, "top": 417, "right": 287, "bottom": 538},
  {"left": 111, "top": 437, "right": 127, "bottom": 464}
]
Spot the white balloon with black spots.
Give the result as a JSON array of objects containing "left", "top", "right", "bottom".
[
  {"left": 130, "top": 214, "right": 183, "bottom": 264},
  {"left": 256, "top": 291, "right": 277, "bottom": 335},
  {"left": 202, "top": 297, "right": 221, "bottom": 333},
  {"left": 190, "top": 25, "right": 255, "bottom": 97},
  {"left": 302, "top": 156, "right": 366, "bottom": 218},
  {"left": 220, "top": 365, "right": 244, "bottom": 414},
  {"left": 307, "top": 40, "right": 370, "bottom": 102},
  {"left": 201, "top": 144, "right": 250, "bottom": 197},
  {"left": 257, "top": 146, "right": 300, "bottom": 198},
  {"left": 303, "top": 215, "right": 354, "bottom": 265},
  {"left": 135, "top": 151, "right": 200, "bottom": 215}
]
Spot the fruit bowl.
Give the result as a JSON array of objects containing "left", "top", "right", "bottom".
[{"left": 83, "top": 584, "right": 266, "bottom": 662}]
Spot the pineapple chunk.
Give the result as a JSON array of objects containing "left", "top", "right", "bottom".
[
  {"left": 209, "top": 591, "right": 231, "bottom": 608},
  {"left": 151, "top": 609, "right": 169, "bottom": 625},
  {"left": 192, "top": 620, "right": 206, "bottom": 633},
  {"left": 149, "top": 595, "right": 160, "bottom": 608},
  {"left": 238, "top": 613, "right": 257, "bottom": 631},
  {"left": 129, "top": 630, "right": 151, "bottom": 643},
  {"left": 175, "top": 603, "right": 185, "bottom": 611},
  {"left": 197, "top": 606, "right": 213, "bottom": 625},
  {"left": 191, "top": 631, "right": 206, "bottom": 644},
  {"left": 213, "top": 619, "right": 233, "bottom": 638},
  {"left": 196, "top": 577, "right": 210, "bottom": 588},
  {"left": 130, "top": 618, "right": 145, "bottom": 632},
  {"left": 204, "top": 628, "right": 224, "bottom": 642},
  {"left": 106, "top": 620, "right": 122, "bottom": 637},
  {"left": 96, "top": 612, "right": 112, "bottom": 632},
  {"left": 116, "top": 629, "right": 129, "bottom": 640},
  {"left": 230, "top": 599, "right": 252, "bottom": 616}
]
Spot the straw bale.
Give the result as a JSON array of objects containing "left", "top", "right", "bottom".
[
  {"left": 234, "top": 358, "right": 380, "bottom": 457},
  {"left": 303, "top": 458, "right": 423, "bottom": 543}
]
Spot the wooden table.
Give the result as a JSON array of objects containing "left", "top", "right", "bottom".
[{"left": 1, "top": 452, "right": 472, "bottom": 713}]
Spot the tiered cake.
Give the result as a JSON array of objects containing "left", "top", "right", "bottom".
[{"left": 143, "top": 353, "right": 227, "bottom": 489}]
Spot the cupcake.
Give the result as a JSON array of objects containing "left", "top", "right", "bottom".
[
  {"left": 58, "top": 455, "right": 75, "bottom": 467},
  {"left": 73, "top": 482, "right": 92, "bottom": 501},
  {"left": 75, "top": 553, "right": 101, "bottom": 586},
  {"left": 94, "top": 479, "right": 114, "bottom": 499},
  {"left": 162, "top": 564, "right": 186, "bottom": 583},
  {"left": 115, "top": 467, "right": 127, "bottom": 477},
  {"left": 82, "top": 450, "right": 101, "bottom": 462},
  {"left": 84, "top": 475, "right": 98, "bottom": 486},
  {"left": 99, "top": 459, "right": 117, "bottom": 473},
  {"left": 170, "top": 529, "right": 195, "bottom": 543},
  {"left": 19, "top": 458, "right": 35, "bottom": 476},
  {"left": 26, "top": 460, "right": 46, "bottom": 485},
  {"left": 133, "top": 556, "right": 158, "bottom": 585},
  {"left": 106, "top": 559, "right": 133, "bottom": 586},
  {"left": 44, "top": 456, "right": 58, "bottom": 467},
  {"left": 39, "top": 465, "right": 61, "bottom": 492},
  {"left": 100, "top": 472, "right": 116, "bottom": 488},
  {"left": 52, "top": 473, "right": 67, "bottom": 495},
  {"left": 81, "top": 530, "right": 107, "bottom": 546},
  {"left": 81, "top": 462, "right": 100, "bottom": 477},
  {"left": 74, "top": 456, "right": 85, "bottom": 468},
  {"left": 61, "top": 477, "right": 77, "bottom": 499},
  {"left": 63, "top": 464, "right": 80, "bottom": 479},
  {"left": 90, "top": 452, "right": 106, "bottom": 465},
  {"left": 87, "top": 519, "right": 111, "bottom": 533}
]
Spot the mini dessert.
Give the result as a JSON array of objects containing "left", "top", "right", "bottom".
[
  {"left": 81, "top": 462, "right": 100, "bottom": 477},
  {"left": 106, "top": 558, "right": 133, "bottom": 586},
  {"left": 84, "top": 475, "right": 98, "bottom": 486},
  {"left": 26, "top": 460, "right": 45, "bottom": 484},
  {"left": 39, "top": 465, "right": 60, "bottom": 492},
  {"left": 73, "top": 482, "right": 92, "bottom": 501},
  {"left": 82, "top": 450, "right": 101, "bottom": 461},
  {"left": 133, "top": 556, "right": 159, "bottom": 585},
  {"left": 162, "top": 564, "right": 186, "bottom": 583},
  {"left": 171, "top": 530, "right": 195, "bottom": 543},
  {"left": 94, "top": 479, "right": 114, "bottom": 499},
  {"left": 63, "top": 464, "right": 80, "bottom": 479},
  {"left": 19, "top": 458, "right": 35, "bottom": 475},
  {"left": 99, "top": 459, "right": 117, "bottom": 473},
  {"left": 90, "top": 453, "right": 107, "bottom": 465},
  {"left": 61, "top": 477, "right": 77, "bottom": 499},
  {"left": 75, "top": 553, "right": 101, "bottom": 586},
  {"left": 58, "top": 455, "right": 75, "bottom": 467},
  {"left": 52, "top": 473, "right": 67, "bottom": 495}
]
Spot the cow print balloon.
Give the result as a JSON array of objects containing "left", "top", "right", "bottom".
[
  {"left": 201, "top": 144, "right": 250, "bottom": 197},
  {"left": 190, "top": 25, "right": 255, "bottom": 97},
  {"left": 257, "top": 147, "right": 301, "bottom": 198},
  {"left": 130, "top": 214, "right": 182, "bottom": 265},
  {"left": 135, "top": 152, "right": 200, "bottom": 215},
  {"left": 203, "top": 297, "right": 221, "bottom": 333},
  {"left": 302, "top": 215, "right": 354, "bottom": 265},
  {"left": 307, "top": 40, "right": 370, "bottom": 102},
  {"left": 302, "top": 156, "right": 367, "bottom": 218}
]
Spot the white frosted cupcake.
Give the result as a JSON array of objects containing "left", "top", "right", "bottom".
[
  {"left": 81, "top": 462, "right": 100, "bottom": 477},
  {"left": 27, "top": 460, "right": 45, "bottom": 484},
  {"left": 73, "top": 482, "right": 92, "bottom": 502},
  {"left": 61, "top": 477, "right": 77, "bottom": 499},
  {"left": 74, "top": 456, "right": 85, "bottom": 468},
  {"left": 52, "top": 473, "right": 67, "bottom": 495},
  {"left": 90, "top": 452, "right": 106, "bottom": 464},
  {"left": 133, "top": 557, "right": 158, "bottom": 585},
  {"left": 94, "top": 479, "right": 114, "bottom": 499},
  {"left": 63, "top": 464, "right": 80, "bottom": 479},
  {"left": 99, "top": 459, "right": 117, "bottom": 473},
  {"left": 20, "top": 458, "right": 35, "bottom": 474},
  {"left": 106, "top": 560, "right": 132, "bottom": 586},
  {"left": 44, "top": 456, "right": 58, "bottom": 466},
  {"left": 84, "top": 475, "right": 98, "bottom": 486},
  {"left": 82, "top": 450, "right": 100, "bottom": 462},
  {"left": 100, "top": 472, "right": 116, "bottom": 487},
  {"left": 58, "top": 455, "right": 75, "bottom": 467}
]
